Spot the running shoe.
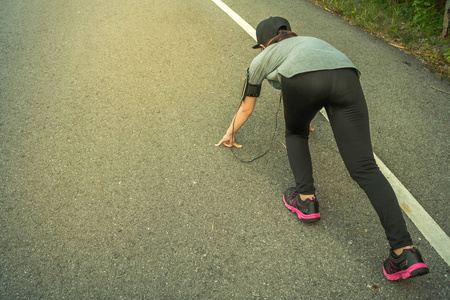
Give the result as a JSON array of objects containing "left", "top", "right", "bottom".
[
  {"left": 283, "top": 187, "right": 320, "bottom": 223},
  {"left": 383, "top": 247, "right": 429, "bottom": 280}
]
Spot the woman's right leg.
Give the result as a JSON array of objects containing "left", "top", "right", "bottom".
[
  {"left": 327, "top": 69, "right": 429, "bottom": 280},
  {"left": 325, "top": 69, "right": 412, "bottom": 249}
]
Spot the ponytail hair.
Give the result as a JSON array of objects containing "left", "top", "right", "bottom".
[{"left": 265, "top": 30, "right": 297, "bottom": 47}]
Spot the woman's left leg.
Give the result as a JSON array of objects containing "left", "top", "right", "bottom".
[
  {"left": 281, "top": 72, "right": 332, "bottom": 195},
  {"left": 280, "top": 72, "right": 334, "bottom": 223}
]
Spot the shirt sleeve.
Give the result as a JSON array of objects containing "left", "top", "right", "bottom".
[
  {"left": 247, "top": 43, "right": 286, "bottom": 86},
  {"left": 247, "top": 54, "right": 267, "bottom": 86}
]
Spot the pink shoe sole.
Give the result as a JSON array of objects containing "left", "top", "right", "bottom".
[{"left": 383, "top": 262, "right": 429, "bottom": 280}]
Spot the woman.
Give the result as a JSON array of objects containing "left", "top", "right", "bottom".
[{"left": 216, "top": 17, "right": 429, "bottom": 280}]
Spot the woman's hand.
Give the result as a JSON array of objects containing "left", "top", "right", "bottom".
[
  {"left": 216, "top": 121, "right": 313, "bottom": 148},
  {"left": 215, "top": 132, "right": 242, "bottom": 148},
  {"left": 215, "top": 96, "right": 256, "bottom": 149}
]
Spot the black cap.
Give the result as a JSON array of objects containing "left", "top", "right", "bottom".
[{"left": 252, "top": 17, "right": 291, "bottom": 49}]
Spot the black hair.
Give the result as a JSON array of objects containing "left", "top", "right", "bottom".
[{"left": 266, "top": 30, "right": 297, "bottom": 47}]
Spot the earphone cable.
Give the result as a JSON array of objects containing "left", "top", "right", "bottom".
[{"left": 231, "top": 94, "right": 282, "bottom": 163}]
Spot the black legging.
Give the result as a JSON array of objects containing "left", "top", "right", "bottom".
[{"left": 281, "top": 68, "right": 412, "bottom": 249}]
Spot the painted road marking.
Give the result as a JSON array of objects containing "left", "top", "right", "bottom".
[
  {"left": 211, "top": 0, "right": 450, "bottom": 266},
  {"left": 210, "top": 0, "right": 256, "bottom": 40}
]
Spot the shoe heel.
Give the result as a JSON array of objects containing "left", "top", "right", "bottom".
[
  {"left": 409, "top": 266, "right": 429, "bottom": 278},
  {"left": 300, "top": 217, "right": 320, "bottom": 223}
]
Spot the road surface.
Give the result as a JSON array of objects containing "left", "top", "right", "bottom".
[{"left": 1, "top": 0, "right": 449, "bottom": 298}]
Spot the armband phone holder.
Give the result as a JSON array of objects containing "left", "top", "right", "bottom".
[{"left": 241, "top": 68, "right": 261, "bottom": 101}]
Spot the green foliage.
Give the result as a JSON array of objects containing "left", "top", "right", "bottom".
[
  {"left": 315, "top": 0, "right": 445, "bottom": 37},
  {"left": 443, "top": 47, "right": 450, "bottom": 63},
  {"left": 309, "top": 0, "right": 449, "bottom": 79},
  {"left": 411, "top": 0, "right": 442, "bottom": 35}
]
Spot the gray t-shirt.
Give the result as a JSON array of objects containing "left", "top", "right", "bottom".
[{"left": 248, "top": 36, "right": 360, "bottom": 89}]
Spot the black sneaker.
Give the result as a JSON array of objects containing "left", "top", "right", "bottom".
[
  {"left": 282, "top": 187, "right": 320, "bottom": 223},
  {"left": 383, "top": 247, "right": 429, "bottom": 280}
]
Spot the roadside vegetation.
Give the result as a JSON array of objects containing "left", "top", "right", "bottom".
[{"left": 307, "top": 0, "right": 450, "bottom": 82}]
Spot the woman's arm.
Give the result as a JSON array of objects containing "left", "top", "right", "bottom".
[{"left": 215, "top": 96, "right": 257, "bottom": 148}]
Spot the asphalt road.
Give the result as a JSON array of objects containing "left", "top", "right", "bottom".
[{"left": 1, "top": 0, "right": 449, "bottom": 299}]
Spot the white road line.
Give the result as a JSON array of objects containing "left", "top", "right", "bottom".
[
  {"left": 210, "top": 0, "right": 256, "bottom": 40},
  {"left": 211, "top": 0, "right": 450, "bottom": 266},
  {"left": 375, "top": 155, "right": 450, "bottom": 266}
]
